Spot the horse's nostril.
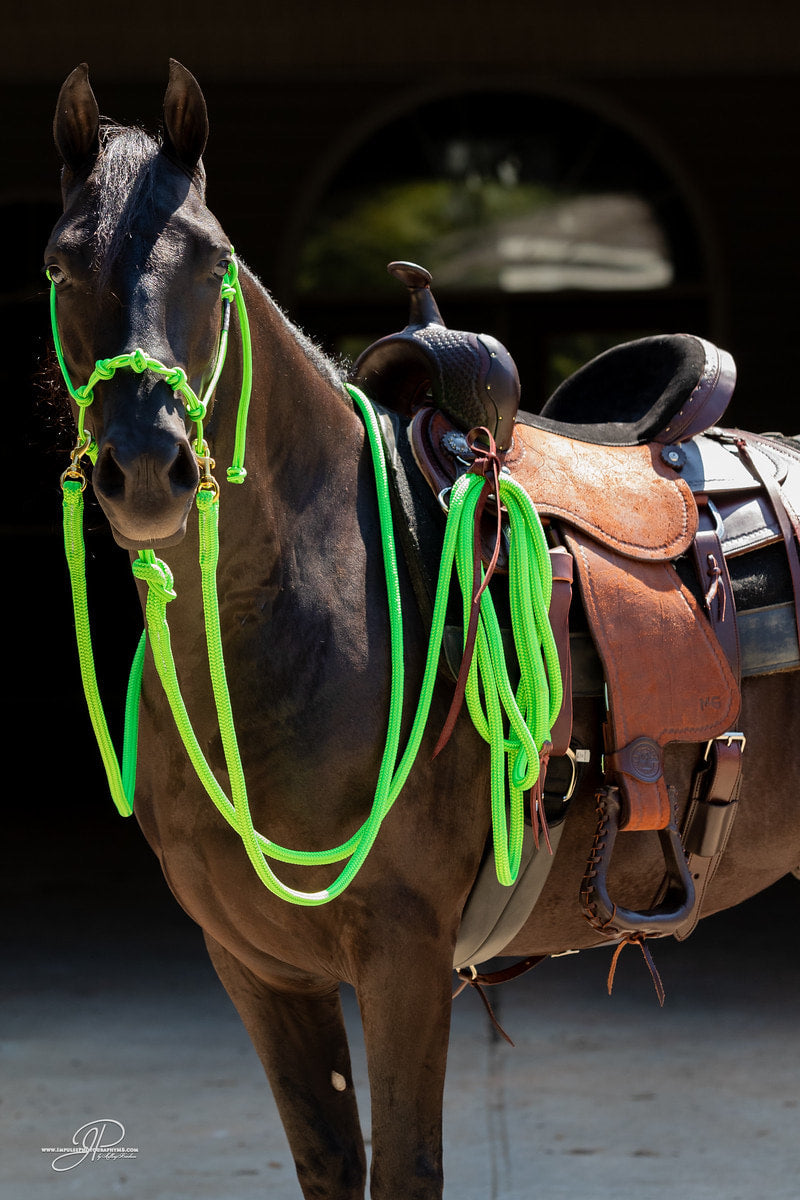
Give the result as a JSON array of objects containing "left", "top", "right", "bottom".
[
  {"left": 170, "top": 441, "right": 201, "bottom": 494},
  {"left": 94, "top": 445, "right": 126, "bottom": 500}
]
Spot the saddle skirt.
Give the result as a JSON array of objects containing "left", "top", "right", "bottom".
[{"left": 412, "top": 407, "right": 699, "bottom": 561}]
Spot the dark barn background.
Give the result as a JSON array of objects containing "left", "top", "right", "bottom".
[
  {"left": 8, "top": 0, "right": 800, "bottom": 805},
  {"left": 3, "top": 4, "right": 800, "bottom": 1196}
]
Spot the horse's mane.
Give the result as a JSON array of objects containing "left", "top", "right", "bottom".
[{"left": 273, "top": 301, "right": 348, "bottom": 391}]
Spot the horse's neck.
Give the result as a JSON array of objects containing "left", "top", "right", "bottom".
[{"left": 167, "top": 272, "right": 363, "bottom": 608}]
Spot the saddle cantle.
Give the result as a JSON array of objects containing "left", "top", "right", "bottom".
[{"left": 532, "top": 331, "right": 736, "bottom": 446}]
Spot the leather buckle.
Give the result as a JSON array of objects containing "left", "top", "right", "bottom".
[
  {"left": 562, "top": 745, "right": 591, "bottom": 803},
  {"left": 704, "top": 730, "right": 746, "bottom": 760}
]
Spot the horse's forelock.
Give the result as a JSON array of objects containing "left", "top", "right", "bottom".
[
  {"left": 89, "top": 122, "right": 207, "bottom": 288},
  {"left": 89, "top": 124, "right": 161, "bottom": 279}
]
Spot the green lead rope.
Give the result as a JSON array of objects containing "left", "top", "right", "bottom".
[
  {"left": 61, "top": 382, "right": 560, "bottom": 902},
  {"left": 62, "top": 479, "right": 142, "bottom": 817}
]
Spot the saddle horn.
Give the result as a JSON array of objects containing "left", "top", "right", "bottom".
[{"left": 349, "top": 262, "right": 521, "bottom": 451}]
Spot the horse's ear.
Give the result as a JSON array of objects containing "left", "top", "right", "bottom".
[
  {"left": 53, "top": 63, "right": 100, "bottom": 175},
  {"left": 162, "top": 59, "right": 208, "bottom": 173}
]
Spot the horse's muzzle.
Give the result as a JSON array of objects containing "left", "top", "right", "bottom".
[{"left": 92, "top": 433, "right": 201, "bottom": 549}]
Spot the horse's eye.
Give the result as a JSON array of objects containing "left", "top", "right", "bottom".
[
  {"left": 212, "top": 258, "right": 231, "bottom": 281},
  {"left": 46, "top": 264, "right": 67, "bottom": 286}
]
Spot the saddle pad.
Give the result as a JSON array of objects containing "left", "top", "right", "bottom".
[{"left": 508, "top": 422, "right": 697, "bottom": 559}]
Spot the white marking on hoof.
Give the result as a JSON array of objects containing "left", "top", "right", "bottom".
[{"left": 331, "top": 1071, "right": 347, "bottom": 1092}]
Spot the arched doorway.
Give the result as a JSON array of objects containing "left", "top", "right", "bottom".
[{"left": 291, "top": 89, "right": 713, "bottom": 411}]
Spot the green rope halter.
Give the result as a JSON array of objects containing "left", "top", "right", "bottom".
[
  {"left": 56, "top": 268, "right": 561, "bottom": 903},
  {"left": 50, "top": 252, "right": 252, "bottom": 483}
]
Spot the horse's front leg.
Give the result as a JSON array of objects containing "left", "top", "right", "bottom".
[
  {"left": 355, "top": 932, "right": 455, "bottom": 1200},
  {"left": 203, "top": 933, "right": 367, "bottom": 1200}
]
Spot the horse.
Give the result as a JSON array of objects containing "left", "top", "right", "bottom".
[{"left": 45, "top": 60, "right": 800, "bottom": 1199}]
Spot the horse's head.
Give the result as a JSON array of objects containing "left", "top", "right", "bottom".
[{"left": 47, "top": 60, "right": 233, "bottom": 549}]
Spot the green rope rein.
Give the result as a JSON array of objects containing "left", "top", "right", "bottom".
[{"left": 55, "top": 261, "right": 560, "bottom": 903}]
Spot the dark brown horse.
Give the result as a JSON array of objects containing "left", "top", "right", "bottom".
[{"left": 46, "top": 61, "right": 800, "bottom": 1199}]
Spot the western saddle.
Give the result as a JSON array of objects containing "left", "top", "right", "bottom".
[{"left": 350, "top": 262, "right": 800, "bottom": 970}]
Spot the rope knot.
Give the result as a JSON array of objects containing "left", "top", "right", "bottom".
[
  {"left": 185, "top": 400, "right": 206, "bottom": 423},
  {"left": 131, "top": 554, "right": 177, "bottom": 602},
  {"left": 130, "top": 348, "right": 149, "bottom": 374},
  {"left": 166, "top": 365, "right": 188, "bottom": 392},
  {"left": 93, "top": 359, "right": 116, "bottom": 381}
]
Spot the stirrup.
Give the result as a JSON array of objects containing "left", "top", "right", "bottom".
[{"left": 580, "top": 786, "right": 696, "bottom": 938}]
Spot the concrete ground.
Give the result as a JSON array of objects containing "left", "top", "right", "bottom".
[{"left": 3, "top": 810, "right": 799, "bottom": 1200}]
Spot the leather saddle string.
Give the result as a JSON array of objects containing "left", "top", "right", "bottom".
[
  {"left": 452, "top": 954, "right": 550, "bottom": 1045},
  {"left": 606, "top": 933, "right": 666, "bottom": 1006},
  {"left": 434, "top": 427, "right": 504, "bottom": 758}
]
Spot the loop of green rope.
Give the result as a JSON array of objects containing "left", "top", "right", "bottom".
[
  {"left": 446, "top": 472, "right": 562, "bottom": 884},
  {"left": 224, "top": 256, "right": 253, "bottom": 484},
  {"left": 59, "top": 349, "right": 560, "bottom": 901}
]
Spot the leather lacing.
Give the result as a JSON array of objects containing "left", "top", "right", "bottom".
[{"left": 581, "top": 791, "right": 666, "bottom": 1007}]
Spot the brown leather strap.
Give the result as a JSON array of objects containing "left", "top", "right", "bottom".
[
  {"left": 547, "top": 546, "right": 574, "bottom": 757},
  {"left": 692, "top": 497, "right": 741, "bottom": 683},
  {"left": 606, "top": 934, "right": 666, "bottom": 1006},
  {"left": 433, "top": 428, "right": 504, "bottom": 757},
  {"left": 677, "top": 494, "right": 743, "bottom": 940},
  {"left": 453, "top": 955, "right": 549, "bottom": 1047},
  {"left": 675, "top": 735, "right": 745, "bottom": 941},
  {"left": 455, "top": 954, "right": 548, "bottom": 989}
]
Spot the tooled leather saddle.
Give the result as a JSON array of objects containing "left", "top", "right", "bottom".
[{"left": 350, "top": 262, "right": 800, "bottom": 963}]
